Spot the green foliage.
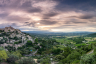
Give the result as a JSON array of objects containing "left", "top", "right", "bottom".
[
  {"left": 37, "top": 48, "right": 45, "bottom": 54},
  {"left": 0, "top": 40, "right": 5, "bottom": 44},
  {"left": 40, "top": 58, "right": 51, "bottom": 64},
  {"left": 71, "top": 60, "right": 80, "bottom": 64},
  {"left": 14, "top": 42, "right": 19, "bottom": 44},
  {"left": 80, "top": 54, "right": 96, "bottom": 64},
  {"left": 60, "top": 51, "right": 81, "bottom": 64},
  {"left": 12, "top": 50, "right": 22, "bottom": 58},
  {"left": 14, "top": 36, "right": 19, "bottom": 40},
  {"left": 7, "top": 54, "right": 19, "bottom": 63},
  {"left": 55, "top": 55, "right": 64, "bottom": 61},
  {"left": 26, "top": 40, "right": 33, "bottom": 47},
  {"left": 80, "top": 45, "right": 92, "bottom": 52},
  {"left": 35, "top": 38, "right": 38, "bottom": 43},
  {"left": 92, "top": 42, "right": 96, "bottom": 48},
  {"left": 76, "top": 49, "right": 86, "bottom": 55},
  {"left": 86, "top": 33, "right": 96, "bottom": 37},
  {"left": 52, "top": 48, "right": 62, "bottom": 55},
  {"left": 0, "top": 32, "right": 9, "bottom": 36},
  {"left": 66, "top": 51, "right": 81, "bottom": 63},
  {"left": 75, "top": 43, "right": 86, "bottom": 47},
  {"left": 62, "top": 47, "right": 72, "bottom": 58},
  {"left": 94, "top": 47, "right": 96, "bottom": 53},
  {"left": 14, "top": 40, "right": 22, "bottom": 44},
  {"left": 0, "top": 47, "right": 8, "bottom": 61},
  {"left": 37, "top": 59, "right": 43, "bottom": 63},
  {"left": 34, "top": 46, "right": 40, "bottom": 49},
  {"left": 5, "top": 45, "right": 16, "bottom": 52},
  {"left": 73, "top": 37, "right": 85, "bottom": 44},
  {"left": 0, "top": 47, "right": 4, "bottom": 50},
  {"left": 18, "top": 57, "right": 36, "bottom": 64}
]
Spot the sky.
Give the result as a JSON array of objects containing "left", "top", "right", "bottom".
[{"left": 0, "top": 0, "right": 96, "bottom": 32}]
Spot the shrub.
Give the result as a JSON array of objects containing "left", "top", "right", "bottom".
[
  {"left": 55, "top": 55, "right": 64, "bottom": 61},
  {"left": 41, "top": 59, "right": 51, "bottom": 64},
  {"left": 37, "top": 59, "right": 43, "bottom": 63},
  {"left": 40, "top": 58, "right": 51, "bottom": 64},
  {"left": 18, "top": 57, "right": 36, "bottom": 64},
  {"left": 0, "top": 47, "right": 8, "bottom": 61},
  {"left": 7, "top": 54, "right": 19, "bottom": 63},
  {"left": 52, "top": 48, "right": 61, "bottom": 55},
  {"left": 80, "top": 54, "right": 96, "bottom": 64},
  {"left": 12, "top": 51, "right": 22, "bottom": 58},
  {"left": 26, "top": 40, "right": 33, "bottom": 47}
]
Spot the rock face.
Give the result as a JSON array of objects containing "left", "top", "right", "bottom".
[{"left": 0, "top": 26, "right": 21, "bottom": 33}]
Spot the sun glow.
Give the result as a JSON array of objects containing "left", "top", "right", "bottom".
[
  {"left": 32, "top": 17, "right": 41, "bottom": 21},
  {"left": 37, "top": 23, "right": 40, "bottom": 24}
]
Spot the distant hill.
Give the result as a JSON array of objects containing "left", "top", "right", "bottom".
[
  {"left": 23, "top": 31, "right": 93, "bottom": 36},
  {"left": 23, "top": 31, "right": 52, "bottom": 34},
  {"left": 86, "top": 33, "right": 96, "bottom": 37}
]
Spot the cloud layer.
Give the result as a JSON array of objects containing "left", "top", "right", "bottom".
[{"left": 0, "top": 0, "right": 96, "bottom": 32}]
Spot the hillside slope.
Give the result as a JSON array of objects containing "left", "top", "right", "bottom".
[{"left": 86, "top": 33, "right": 96, "bottom": 37}]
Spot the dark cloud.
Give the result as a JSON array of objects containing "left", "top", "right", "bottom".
[
  {"left": 55, "top": 0, "right": 96, "bottom": 11},
  {"left": 25, "top": 22, "right": 29, "bottom": 23},
  {"left": 79, "top": 15, "right": 94, "bottom": 19},
  {"left": 20, "top": 1, "right": 42, "bottom": 13},
  {"left": 11, "top": 23, "right": 19, "bottom": 27},
  {"left": 40, "top": 20, "right": 57, "bottom": 25},
  {"left": 7, "top": 15, "right": 30, "bottom": 21},
  {"left": 27, "top": 8, "right": 42, "bottom": 13},
  {"left": 21, "top": 1, "right": 32, "bottom": 8},
  {"left": 65, "top": 19, "right": 87, "bottom": 24},
  {"left": 42, "top": 12, "right": 59, "bottom": 19},
  {"left": 24, "top": 22, "right": 36, "bottom": 27},
  {"left": 0, "top": 0, "right": 42, "bottom": 13},
  {"left": 0, "top": 23, "right": 19, "bottom": 28},
  {"left": 0, "top": 13, "right": 9, "bottom": 18},
  {"left": 67, "top": 14, "right": 95, "bottom": 19},
  {"left": 72, "top": 21, "right": 87, "bottom": 23}
]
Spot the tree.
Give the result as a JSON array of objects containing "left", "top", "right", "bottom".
[
  {"left": 26, "top": 40, "right": 33, "bottom": 47},
  {"left": 66, "top": 51, "right": 81, "bottom": 63},
  {"left": 35, "top": 38, "right": 38, "bottom": 43},
  {"left": 94, "top": 47, "right": 96, "bottom": 53},
  {"left": 62, "top": 47, "right": 72, "bottom": 58},
  {"left": 5, "top": 45, "right": 16, "bottom": 52},
  {"left": 55, "top": 55, "right": 64, "bottom": 61},
  {"left": 7, "top": 54, "right": 19, "bottom": 64},
  {"left": 40, "top": 58, "right": 51, "bottom": 64},
  {"left": 18, "top": 57, "right": 36, "bottom": 64},
  {"left": 0, "top": 47, "right": 8, "bottom": 61},
  {"left": 80, "top": 54, "right": 96, "bottom": 64},
  {"left": 12, "top": 50, "right": 22, "bottom": 58},
  {"left": 52, "top": 48, "right": 61, "bottom": 55},
  {"left": 14, "top": 36, "right": 19, "bottom": 40},
  {"left": 80, "top": 45, "right": 92, "bottom": 52}
]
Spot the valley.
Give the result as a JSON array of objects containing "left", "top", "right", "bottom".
[{"left": 0, "top": 27, "right": 96, "bottom": 64}]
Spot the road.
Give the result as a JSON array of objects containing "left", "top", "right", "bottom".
[
  {"left": 87, "top": 49, "right": 94, "bottom": 55},
  {"left": 24, "top": 50, "right": 38, "bottom": 56}
]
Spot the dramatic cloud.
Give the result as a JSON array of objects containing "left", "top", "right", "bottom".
[
  {"left": 79, "top": 14, "right": 94, "bottom": 19},
  {"left": 40, "top": 20, "right": 57, "bottom": 25},
  {"left": 42, "top": 12, "right": 59, "bottom": 19},
  {"left": 0, "top": 0, "right": 96, "bottom": 32}
]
